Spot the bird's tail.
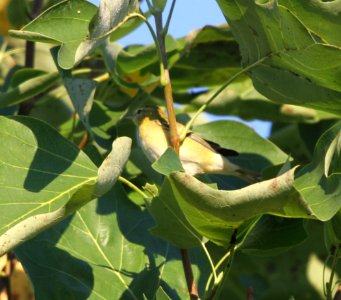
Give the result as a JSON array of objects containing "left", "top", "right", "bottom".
[
  {"left": 221, "top": 157, "right": 260, "bottom": 184},
  {"left": 235, "top": 168, "right": 260, "bottom": 184}
]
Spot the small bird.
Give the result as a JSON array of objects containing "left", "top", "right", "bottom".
[{"left": 133, "top": 106, "right": 259, "bottom": 183}]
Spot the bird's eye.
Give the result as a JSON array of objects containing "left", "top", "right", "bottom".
[{"left": 136, "top": 108, "right": 143, "bottom": 115}]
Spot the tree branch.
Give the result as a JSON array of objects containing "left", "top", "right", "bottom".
[
  {"left": 155, "top": 13, "right": 180, "bottom": 154},
  {"left": 154, "top": 11, "right": 198, "bottom": 299},
  {"left": 18, "top": 0, "right": 44, "bottom": 116}
]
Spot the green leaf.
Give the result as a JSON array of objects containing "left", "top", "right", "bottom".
[
  {"left": 73, "top": 0, "right": 138, "bottom": 68},
  {"left": 167, "top": 168, "right": 314, "bottom": 246},
  {"left": 9, "top": 0, "right": 97, "bottom": 68},
  {"left": 216, "top": 0, "right": 341, "bottom": 115},
  {"left": 9, "top": 0, "right": 97, "bottom": 44},
  {"left": 219, "top": 221, "right": 327, "bottom": 299},
  {"left": 152, "top": 147, "right": 184, "bottom": 176},
  {"left": 0, "top": 69, "right": 60, "bottom": 108},
  {"left": 0, "top": 116, "right": 131, "bottom": 256},
  {"left": 148, "top": 178, "right": 202, "bottom": 249},
  {"left": 116, "top": 35, "right": 180, "bottom": 74},
  {"left": 7, "top": 0, "right": 29, "bottom": 28},
  {"left": 171, "top": 25, "right": 241, "bottom": 89},
  {"left": 90, "top": 100, "right": 128, "bottom": 148},
  {"left": 29, "top": 85, "right": 74, "bottom": 130},
  {"left": 0, "top": 116, "right": 97, "bottom": 255},
  {"left": 155, "top": 286, "right": 172, "bottom": 300},
  {"left": 324, "top": 131, "right": 341, "bottom": 177},
  {"left": 8, "top": 0, "right": 141, "bottom": 69},
  {"left": 95, "top": 137, "right": 132, "bottom": 196},
  {"left": 187, "top": 76, "right": 325, "bottom": 123},
  {"left": 240, "top": 216, "right": 308, "bottom": 255},
  {"left": 294, "top": 121, "right": 341, "bottom": 221},
  {"left": 324, "top": 210, "right": 341, "bottom": 251},
  {"left": 63, "top": 77, "right": 97, "bottom": 132},
  {"left": 14, "top": 185, "right": 205, "bottom": 299},
  {"left": 51, "top": 45, "right": 97, "bottom": 134},
  {"left": 280, "top": 0, "right": 341, "bottom": 46}
]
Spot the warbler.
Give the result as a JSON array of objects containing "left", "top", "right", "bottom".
[{"left": 133, "top": 106, "right": 259, "bottom": 183}]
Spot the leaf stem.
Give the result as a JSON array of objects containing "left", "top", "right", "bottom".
[
  {"left": 204, "top": 247, "right": 232, "bottom": 294},
  {"left": 206, "top": 230, "right": 237, "bottom": 300},
  {"left": 118, "top": 176, "right": 149, "bottom": 199},
  {"left": 201, "top": 243, "right": 218, "bottom": 291},
  {"left": 180, "top": 56, "right": 268, "bottom": 141},
  {"left": 135, "top": 13, "right": 165, "bottom": 85},
  {"left": 163, "top": 0, "right": 177, "bottom": 35},
  {"left": 326, "top": 245, "right": 340, "bottom": 300},
  {"left": 93, "top": 72, "right": 110, "bottom": 83}
]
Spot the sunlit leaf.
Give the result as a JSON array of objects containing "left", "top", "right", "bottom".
[
  {"left": 0, "top": 69, "right": 60, "bottom": 108},
  {"left": 14, "top": 185, "right": 207, "bottom": 299},
  {"left": 0, "top": 116, "right": 131, "bottom": 255},
  {"left": 0, "top": 116, "right": 97, "bottom": 255},
  {"left": 216, "top": 0, "right": 341, "bottom": 115},
  {"left": 294, "top": 121, "right": 341, "bottom": 221}
]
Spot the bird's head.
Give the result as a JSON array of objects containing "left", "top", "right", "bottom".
[{"left": 132, "top": 106, "right": 168, "bottom": 126}]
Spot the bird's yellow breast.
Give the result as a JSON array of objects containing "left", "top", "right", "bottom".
[
  {"left": 137, "top": 117, "right": 226, "bottom": 175},
  {"left": 137, "top": 117, "right": 170, "bottom": 162}
]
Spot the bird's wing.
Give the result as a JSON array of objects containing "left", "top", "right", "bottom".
[
  {"left": 188, "top": 132, "right": 239, "bottom": 157},
  {"left": 158, "top": 113, "right": 239, "bottom": 157}
]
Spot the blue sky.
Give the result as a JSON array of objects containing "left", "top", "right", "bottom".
[{"left": 89, "top": 0, "right": 271, "bottom": 137}]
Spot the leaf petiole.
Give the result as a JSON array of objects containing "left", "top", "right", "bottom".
[{"left": 118, "top": 176, "right": 149, "bottom": 199}]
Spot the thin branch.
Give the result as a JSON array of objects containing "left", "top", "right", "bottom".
[
  {"left": 18, "top": 0, "right": 44, "bottom": 115},
  {"left": 180, "top": 249, "right": 199, "bottom": 299},
  {"left": 247, "top": 287, "right": 254, "bottom": 300},
  {"left": 78, "top": 132, "right": 90, "bottom": 150}
]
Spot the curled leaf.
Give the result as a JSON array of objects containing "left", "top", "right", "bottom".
[{"left": 95, "top": 137, "right": 132, "bottom": 196}]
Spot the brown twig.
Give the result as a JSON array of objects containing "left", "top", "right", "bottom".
[
  {"left": 247, "top": 287, "right": 254, "bottom": 300},
  {"left": 154, "top": 13, "right": 180, "bottom": 154},
  {"left": 18, "top": 0, "right": 44, "bottom": 116},
  {"left": 78, "top": 131, "right": 90, "bottom": 150},
  {"left": 180, "top": 249, "right": 199, "bottom": 299}
]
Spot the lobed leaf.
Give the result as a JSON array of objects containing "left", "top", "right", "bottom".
[
  {"left": 14, "top": 185, "right": 206, "bottom": 299},
  {"left": 0, "top": 116, "right": 132, "bottom": 255},
  {"left": 216, "top": 0, "right": 341, "bottom": 115},
  {"left": 0, "top": 116, "right": 97, "bottom": 255}
]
